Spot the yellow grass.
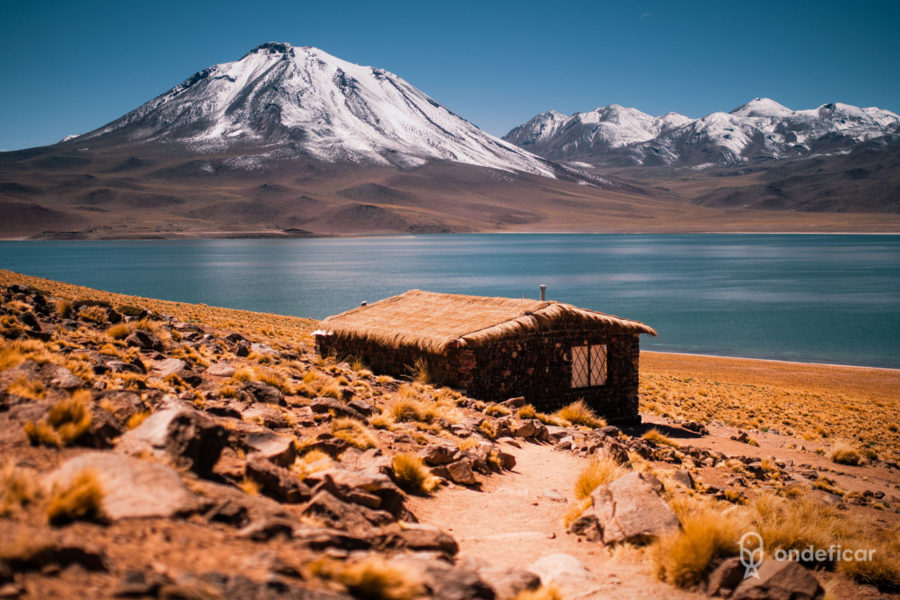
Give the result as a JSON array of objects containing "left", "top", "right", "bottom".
[
  {"left": 574, "top": 453, "right": 628, "bottom": 500},
  {"left": 391, "top": 454, "right": 437, "bottom": 495},
  {"left": 46, "top": 469, "right": 105, "bottom": 525},
  {"left": 77, "top": 304, "right": 109, "bottom": 323},
  {"left": 652, "top": 499, "right": 744, "bottom": 588},
  {"left": 517, "top": 404, "right": 537, "bottom": 419},
  {"left": 0, "top": 270, "right": 316, "bottom": 348},
  {"left": 640, "top": 352, "right": 900, "bottom": 461},
  {"left": 310, "top": 556, "right": 426, "bottom": 600},
  {"left": 829, "top": 440, "right": 863, "bottom": 466},
  {"left": 642, "top": 428, "right": 680, "bottom": 448},
  {"left": 513, "top": 585, "right": 562, "bottom": 600},
  {"left": 6, "top": 375, "right": 46, "bottom": 400},
  {"left": 106, "top": 323, "right": 131, "bottom": 340},
  {"left": 0, "top": 461, "right": 40, "bottom": 517},
  {"left": 331, "top": 418, "right": 378, "bottom": 450},
  {"left": 555, "top": 400, "right": 605, "bottom": 428},
  {"left": 24, "top": 390, "right": 93, "bottom": 447},
  {"left": 485, "top": 404, "right": 512, "bottom": 417}
]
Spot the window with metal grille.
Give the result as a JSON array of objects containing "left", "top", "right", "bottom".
[{"left": 571, "top": 344, "right": 608, "bottom": 388}]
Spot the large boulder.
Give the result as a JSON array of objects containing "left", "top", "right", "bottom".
[
  {"left": 45, "top": 452, "right": 201, "bottom": 519},
  {"left": 245, "top": 457, "right": 311, "bottom": 503},
  {"left": 731, "top": 559, "right": 824, "bottom": 600},
  {"left": 590, "top": 471, "right": 681, "bottom": 545},
  {"left": 116, "top": 405, "right": 227, "bottom": 477},
  {"left": 245, "top": 432, "right": 296, "bottom": 467}
]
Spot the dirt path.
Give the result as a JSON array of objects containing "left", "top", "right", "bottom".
[{"left": 408, "top": 441, "right": 704, "bottom": 599}]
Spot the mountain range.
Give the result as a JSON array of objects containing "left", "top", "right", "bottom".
[
  {"left": 502, "top": 98, "right": 900, "bottom": 168},
  {"left": 0, "top": 42, "right": 898, "bottom": 239}
]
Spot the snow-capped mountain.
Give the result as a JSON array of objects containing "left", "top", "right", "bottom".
[
  {"left": 504, "top": 98, "right": 900, "bottom": 167},
  {"left": 74, "top": 42, "right": 555, "bottom": 177}
]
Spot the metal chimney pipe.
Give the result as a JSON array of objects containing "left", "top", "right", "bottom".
[{"left": 540, "top": 285, "right": 546, "bottom": 301}]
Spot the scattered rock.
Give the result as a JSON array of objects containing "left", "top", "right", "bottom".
[
  {"left": 310, "top": 397, "right": 365, "bottom": 420},
  {"left": 242, "top": 403, "right": 288, "bottom": 429},
  {"left": 705, "top": 557, "right": 746, "bottom": 597},
  {"left": 237, "top": 517, "right": 295, "bottom": 541},
  {"left": 445, "top": 458, "right": 478, "bottom": 485},
  {"left": 46, "top": 452, "right": 201, "bottom": 519},
  {"left": 242, "top": 381, "right": 285, "bottom": 405},
  {"left": 245, "top": 458, "right": 311, "bottom": 503},
  {"left": 672, "top": 469, "right": 695, "bottom": 489},
  {"left": 205, "top": 362, "right": 236, "bottom": 378},
  {"left": 527, "top": 553, "right": 593, "bottom": 585},
  {"left": 40, "top": 364, "right": 83, "bottom": 390},
  {"left": 245, "top": 432, "right": 296, "bottom": 467},
  {"left": 539, "top": 489, "right": 567, "bottom": 503},
  {"left": 116, "top": 405, "right": 227, "bottom": 476},
  {"left": 376, "top": 523, "right": 459, "bottom": 557},
  {"left": 511, "top": 420, "right": 537, "bottom": 438},
  {"left": 590, "top": 471, "right": 681, "bottom": 545},
  {"left": 731, "top": 559, "right": 824, "bottom": 600},
  {"left": 420, "top": 443, "right": 459, "bottom": 466},
  {"left": 301, "top": 490, "right": 393, "bottom": 534},
  {"left": 150, "top": 358, "right": 186, "bottom": 379},
  {"left": 124, "top": 330, "right": 163, "bottom": 352}
]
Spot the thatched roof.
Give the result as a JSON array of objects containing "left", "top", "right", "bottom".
[{"left": 317, "top": 290, "right": 657, "bottom": 353}]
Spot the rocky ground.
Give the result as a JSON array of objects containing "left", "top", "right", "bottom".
[{"left": 0, "top": 271, "right": 898, "bottom": 599}]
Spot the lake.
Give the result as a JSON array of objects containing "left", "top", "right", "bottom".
[{"left": 1, "top": 234, "right": 898, "bottom": 368}]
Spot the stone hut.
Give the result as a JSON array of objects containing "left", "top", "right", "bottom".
[{"left": 314, "top": 290, "right": 657, "bottom": 423}]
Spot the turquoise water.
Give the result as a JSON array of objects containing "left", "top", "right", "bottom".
[{"left": 1, "top": 234, "right": 898, "bottom": 368}]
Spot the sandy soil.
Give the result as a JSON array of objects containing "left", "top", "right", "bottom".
[{"left": 409, "top": 441, "right": 705, "bottom": 599}]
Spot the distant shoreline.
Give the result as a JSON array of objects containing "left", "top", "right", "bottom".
[{"left": 3, "top": 229, "right": 899, "bottom": 242}]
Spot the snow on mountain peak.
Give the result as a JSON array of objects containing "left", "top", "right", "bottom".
[
  {"left": 730, "top": 97, "right": 793, "bottom": 118},
  {"left": 505, "top": 98, "right": 899, "bottom": 167},
  {"left": 79, "top": 43, "right": 555, "bottom": 177}
]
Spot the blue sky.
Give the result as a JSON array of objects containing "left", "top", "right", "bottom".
[{"left": 1, "top": 0, "right": 898, "bottom": 150}]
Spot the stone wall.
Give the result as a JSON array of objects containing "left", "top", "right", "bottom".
[
  {"left": 464, "top": 328, "right": 641, "bottom": 423},
  {"left": 315, "top": 324, "right": 642, "bottom": 424}
]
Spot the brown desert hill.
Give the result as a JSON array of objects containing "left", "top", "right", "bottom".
[{"left": 3, "top": 144, "right": 900, "bottom": 239}]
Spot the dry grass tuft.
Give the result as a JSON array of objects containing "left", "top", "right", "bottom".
[
  {"left": 0, "top": 461, "right": 40, "bottom": 516},
  {"left": 574, "top": 452, "right": 628, "bottom": 500},
  {"left": 513, "top": 585, "right": 563, "bottom": 600},
  {"left": 46, "top": 469, "right": 106, "bottom": 525},
  {"left": 391, "top": 397, "right": 437, "bottom": 425},
  {"left": 106, "top": 323, "right": 131, "bottom": 340},
  {"left": 391, "top": 454, "right": 437, "bottom": 495},
  {"left": 331, "top": 418, "right": 378, "bottom": 450},
  {"left": 55, "top": 299, "right": 73, "bottom": 319},
  {"left": 829, "top": 440, "right": 863, "bottom": 466},
  {"left": 556, "top": 400, "right": 605, "bottom": 428},
  {"left": 369, "top": 410, "right": 395, "bottom": 430},
  {"left": 478, "top": 420, "right": 498, "bottom": 440},
  {"left": 6, "top": 375, "right": 46, "bottom": 400},
  {"left": 652, "top": 499, "right": 744, "bottom": 588},
  {"left": 24, "top": 390, "right": 93, "bottom": 447},
  {"left": 77, "top": 304, "right": 108, "bottom": 324},
  {"left": 485, "top": 404, "right": 511, "bottom": 417},
  {"left": 642, "top": 428, "right": 680, "bottom": 448},
  {"left": 838, "top": 534, "right": 900, "bottom": 592},
  {"left": 310, "top": 555, "right": 426, "bottom": 600},
  {"left": 238, "top": 476, "right": 260, "bottom": 496},
  {"left": 517, "top": 404, "right": 537, "bottom": 419}
]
